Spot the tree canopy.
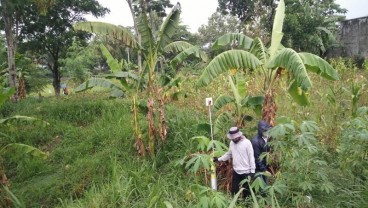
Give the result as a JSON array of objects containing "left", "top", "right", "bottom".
[
  {"left": 216, "top": 0, "right": 346, "bottom": 54},
  {"left": 16, "top": 0, "right": 108, "bottom": 95}
]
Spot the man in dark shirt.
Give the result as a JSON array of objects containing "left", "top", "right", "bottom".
[{"left": 251, "top": 120, "right": 271, "bottom": 185}]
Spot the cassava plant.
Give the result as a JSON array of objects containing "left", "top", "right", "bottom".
[
  {"left": 178, "top": 136, "right": 227, "bottom": 188},
  {"left": 197, "top": 0, "right": 339, "bottom": 126},
  {"left": 263, "top": 117, "right": 334, "bottom": 207}
]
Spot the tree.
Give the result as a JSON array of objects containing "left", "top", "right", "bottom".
[
  {"left": 0, "top": 0, "right": 24, "bottom": 101},
  {"left": 217, "top": 0, "right": 275, "bottom": 37},
  {"left": 0, "top": 0, "right": 58, "bottom": 101},
  {"left": 126, "top": 0, "right": 173, "bottom": 73},
  {"left": 216, "top": 0, "right": 346, "bottom": 54},
  {"left": 17, "top": 0, "right": 108, "bottom": 96},
  {"left": 61, "top": 40, "right": 100, "bottom": 84},
  {"left": 212, "top": 73, "right": 264, "bottom": 134},
  {"left": 197, "top": 12, "right": 242, "bottom": 46},
  {"left": 74, "top": 3, "right": 182, "bottom": 156},
  {"left": 282, "top": 0, "right": 346, "bottom": 55},
  {"left": 217, "top": 0, "right": 256, "bottom": 23},
  {"left": 163, "top": 40, "right": 209, "bottom": 71},
  {"left": 197, "top": 0, "right": 339, "bottom": 126}
]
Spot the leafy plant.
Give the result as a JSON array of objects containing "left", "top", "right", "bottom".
[
  {"left": 178, "top": 136, "right": 227, "bottom": 174},
  {"left": 197, "top": 0, "right": 339, "bottom": 126},
  {"left": 264, "top": 117, "right": 335, "bottom": 207},
  {"left": 212, "top": 73, "right": 264, "bottom": 134},
  {"left": 74, "top": 3, "right": 182, "bottom": 156},
  {"left": 0, "top": 87, "right": 48, "bottom": 206}
]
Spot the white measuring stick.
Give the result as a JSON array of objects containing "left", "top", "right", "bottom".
[{"left": 206, "top": 97, "right": 217, "bottom": 190}]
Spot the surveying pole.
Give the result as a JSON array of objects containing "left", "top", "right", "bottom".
[{"left": 206, "top": 97, "right": 217, "bottom": 190}]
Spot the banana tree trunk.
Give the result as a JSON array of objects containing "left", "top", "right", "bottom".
[
  {"left": 262, "top": 89, "right": 277, "bottom": 127},
  {"left": 147, "top": 96, "right": 155, "bottom": 155},
  {"left": 132, "top": 97, "right": 146, "bottom": 156},
  {"left": 1, "top": 173, "right": 11, "bottom": 207},
  {"left": 156, "top": 87, "right": 167, "bottom": 141}
]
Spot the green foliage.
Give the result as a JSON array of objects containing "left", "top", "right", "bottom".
[
  {"left": 261, "top": 118, "right": 337, "bottom": 206},
  {"left": 217, "top": 0, "right": 259, "bottom": 23},
  {"left": 338, "top": 109, "right": 368, "bottom": 179},
  {"left": 61, "top": 40, "right": 99, "bottom": 83},
  {"left": 1, "top": 60, "right": 367, "bottom": 207},
  {"left": 1, "top": 143, "right": 47, "bottom": 159},
  {"left": 18, "top": 0, "right": 109, "bottom": 95},
  {"left": 282, "top": 0, "right": 346, "bottom": 54},
  {"left": 197, "top": 50, "right": 262, "bottom": 87},
  {"left": 212, "top": 33, "right": 253, "bottom": 51},
  {"left": 209, "top": 74, "right": 264, "bottom": 134},
  {"left": 74, "top": 78, "right": 125, "bottom": 98},
  {"left": 183, "top": 184, "right": 230, "bottom": 208},
  {"left": 197, "top": 12, "right": 242, "bottom": 45},
  {"left": 197, "top": 0, "right": 339, "bottom": 111},
  {"left": 178, "top": 136, "right": 227, "bottom": 174},
  {"left": 73, "top": 22, "right": 138, "bottom": 49}
]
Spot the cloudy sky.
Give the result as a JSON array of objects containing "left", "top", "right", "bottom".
[{"left": 86, "top": 0, "right": 368, "bottom": 33}]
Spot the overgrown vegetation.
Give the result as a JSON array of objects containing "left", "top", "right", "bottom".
[
  {"left": 0, "top": 0, "right": 367, "bottom": 207},
  {"left": 0, "top": 57, "right": 366, "bottom": 207}
]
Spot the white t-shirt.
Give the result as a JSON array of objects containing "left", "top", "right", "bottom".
[{"left": 218, "top": 136, "right": 256, "bottom": 174}]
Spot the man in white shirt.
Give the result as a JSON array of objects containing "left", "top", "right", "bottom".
[{"left": 214, "top": 126, "right": 256, "bottom": 198}]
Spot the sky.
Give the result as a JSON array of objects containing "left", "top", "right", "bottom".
[{"left": 86, "top": 0, "right": 368, "bottom": 33}]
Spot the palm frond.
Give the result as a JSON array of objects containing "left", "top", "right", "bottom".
[
  {"left": 164, "top": 41, "right": 194, "bottom": 53},
  {"left": 250, "top": 37, "right": 268, "bottom": 64},
  {"left": 298, "top": 53, "right": 339, "bottom": 80},
  {"left": 212, "top": 33, "right": 253, "bottom": 50},
  {"left": 0, "top": 87, "right": 15, "bottom": 106},
  {"left": 137, "top": 13, "right": 154, "bottom": 51},
  {"left": 74, "top": 21, "right": 138, "bottom": 48},
  {"left": 197, "top": 50, "right": 262, "bottom": 87},
  {"left": 214, "top": 112, "right": 233, "bottom": 135},
  {"left": 170, "top": 46, "right": 209, "bottom": 68},
  {"left": 74, "top": 78, "right": 124, "bottom": 97},
  {"left": 157, "top": 3, "right": 181, "bottom": 50},
  {"left": 0, "top": 116, "right": 49, "bottom": 126},
  {"left": 269, "top": 0, "right": 285, "bottom": 59},
  {"left": 268, "top": 48, "right": 312, "bottom": 91},
  {"left": 99, "top": 44, "right": 121, "bottom": 72},
  {"left": 1, "top": 143, "right": 47, "bottom": 159},
  {"left": 213, "top": 95, "right": 235, "bottom": 113}
]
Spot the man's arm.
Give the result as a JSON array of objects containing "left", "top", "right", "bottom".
[{"left": 218, "top": 148, "right": 232, "bottom": 162}]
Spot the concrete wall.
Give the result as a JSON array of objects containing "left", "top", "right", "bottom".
[{"left": 331, "top": 16, "right": 368, "bottom": 58}]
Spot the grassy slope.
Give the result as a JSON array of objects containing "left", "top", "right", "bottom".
[{"left": 1, "top": 63, "right": 367, "bottom": 207}]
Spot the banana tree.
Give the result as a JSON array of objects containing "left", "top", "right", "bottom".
[
  {"left": 74, "top": 3, "right": 182, "bottom": 156},
  {"left": 163, "top": 41, "right": 209, "bottom": 70},
  {"left": 197, "top": 0, "right": 339, "bottom": 126},
  {"left": 212, "top": 73, "right": 264, "bottom": 135},
  {"left": 74, "top": 43, "right": 148, "bottom": 156}
]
